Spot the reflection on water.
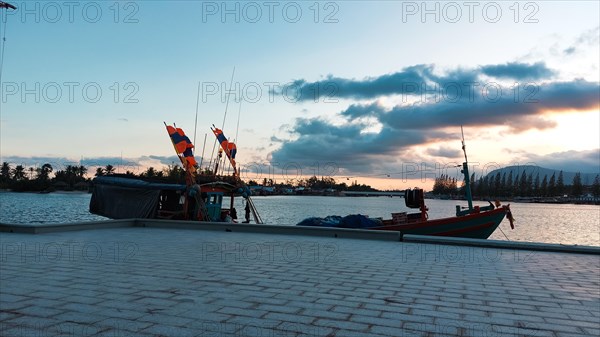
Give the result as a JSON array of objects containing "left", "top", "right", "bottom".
[{"left": 1, "top": 192, "right": 598, "bottom": 246}]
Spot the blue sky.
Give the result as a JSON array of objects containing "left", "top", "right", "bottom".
[{"left": 1, "top": 1, "right": 599, "bottom": 189}]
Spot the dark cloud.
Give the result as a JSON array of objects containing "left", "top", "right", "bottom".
[
  {"left": 282, "top": 62, "right": 557, "bottom": 102},
  {"left": 270, "top": 62, "right": 598, "bottom": 175},
  {"left": 376, "top": 79, "right": 599, "bottom": 132},
  {"left": 270, "top": 117, "right": 450, "bottom": 171},
  {"left": 426, "top": 147, "right": 462, "bottom": 159},
  {"left": 480, "top": 62, "right": 555, "bottom": 80},
  {"left": 340, "top": 102, "right": 387, "bottom": 120},
  {"left": 283, "top": 64, "right": 431, "bottom": 101}
]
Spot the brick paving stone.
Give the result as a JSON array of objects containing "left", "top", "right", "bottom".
[
  {"left": 1, "top": 315, "right": 63, "bottom": 331},
  {"left": 137, "top": 312, "right": 195, "bottom": 327},
  {"left": 313, "top": 318, "right": 370, "bottom": 332},
  {"left": 178, "top": 311, "right": 232, "bottom": 323},
  {"left": 218, "top": 306, "right": 268, "bottom": 318},
  {"left": 332, "top": 305, "right": 381, "bottom": 318},
  {"left": 12, "top": 304, "right": 66, "bottom": 318},
  {"left": 52, "top": 311, "right": 110, "bottom": 325},
  {"left": 263, "top": 312, "right": 315, "bottom": 325},
  {"left": 584, "top": 326, "right": 600, "bottom": 335},
  {"left": 1, "top": 323, "right": 57, "bottom": 337},
  {"left": 210, "top": 299, "right": 256, "bottom": 310},
  {"left": 286, "top": 300, "right": 331, "bottom": 312},
  {"left": 1, "top": 227, "right": 599, "bottom": 337},
  {"left": 241, "top": 296, "right": 288, "bottom": 306},
  {"left": 301, "top": 308, "right": 349, "bottom": 321},
  {"left": 256, "top": 303, "right": 301, "bottom": 314},
  {"left": 0, "top": 293, "right": 29, "bottom": 303},
  {"left": 141, "top": 324, "right": 197, "bottom": 337}
]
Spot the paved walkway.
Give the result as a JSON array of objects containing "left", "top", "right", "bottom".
[{"left": 1, "top": 227, "right": 599, "bottom": 336}]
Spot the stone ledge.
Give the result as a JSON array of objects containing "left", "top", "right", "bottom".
[
  {"left": 403, "top": 234, "right": 600, "bottom": 255},
  {"left": 0, "top": 219, "right": 401, "bottom": 241},
  {"left": 0, "top": 219, "right": 134, "bottom": 234},
  {"left": 2, "top": 219, "right": 599, "bottom": 254}
]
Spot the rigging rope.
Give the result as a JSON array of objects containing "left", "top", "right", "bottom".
[
  {"left": 193, "top": 82, "right": 201, "bottom": 146},
  {"left": 498, "top": 226, "right": 511, "bottom": 241},
  {"left": 235, "top": 99, "right": 242, "bottom": 144},
  {"left": 208, "top": 66, "right": 235, "bottom": 172}
]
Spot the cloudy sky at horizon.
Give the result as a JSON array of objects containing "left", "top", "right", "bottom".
[{"left": 1, "top": 1, "right": 598, "bottom": 189}]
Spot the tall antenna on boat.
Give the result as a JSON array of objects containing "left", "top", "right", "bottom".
[
  {"left": 461, "top": 125, "right": 468, "bottom": 164},
  {"left": 221, "top": 66, "right": 235, "bottom": 130},
  {"left": 460, "top": 125, "right": 473, "bottom": 211}
]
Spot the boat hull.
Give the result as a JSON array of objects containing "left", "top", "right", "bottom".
[{"left": 373, "top": 207, "right": 508, "bottom": 239}]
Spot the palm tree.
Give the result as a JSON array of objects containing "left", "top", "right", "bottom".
[
  {"left": 104, "top": 165, "right": 115, "bottom": 175},
  {"left": 12, "top": 165, "right": 26, "bottom": 180},
  {"left": 0, "top": 162, "right": 11, "bottom": 181},
  {"left": 143, "top": 167, "right": 157, "bottom": 178},
  {"left": 37, "top": 163, "right": 53, "bottom": 181},
  {"left": 95, "top": 167, "right": 105, "bottom": 176},
  {"left": 77, "top": 165, "right": 88, "bottom": 178}
]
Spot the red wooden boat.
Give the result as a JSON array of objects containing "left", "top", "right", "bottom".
[
  {"left": 300, "top": 128, "right": 515, "bottom": 239},
  {"left": 371, "top": 128, "right": 514, "bottom": 239},
  {"left": 370, "top": 189, "right": 514, "bottom": 239}
]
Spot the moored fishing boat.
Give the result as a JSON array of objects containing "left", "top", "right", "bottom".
[
  {"left": 90, "top": 123, "right": 262, "bottom": 224},
  {"left": 369, "top": 189, "right": 514, "bottom": 239},
  {"left": 297, "top": 128, "right": 515, "bottom": 239}
]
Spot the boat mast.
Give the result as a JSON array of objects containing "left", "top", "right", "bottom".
[
  {"left": 199, "top": 133, "right": 207, "bottom": 171},
  {"left": 0, "top": 2, "right": 17, "bottom": 119},
  {"left": 460, "top": 126, "right": 474, "bottom": 211}
]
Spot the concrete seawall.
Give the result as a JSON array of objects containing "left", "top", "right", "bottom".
[{"left": 2, "top": 219, "right": 599, "bottom": 255}]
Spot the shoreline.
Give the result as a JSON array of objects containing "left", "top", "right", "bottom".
[{"left": 1, "top": 189, "right": 599, "bottom": 205}]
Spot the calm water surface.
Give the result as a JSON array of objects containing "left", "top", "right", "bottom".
[
  {"left": 0, "top": 192, "right": 106, "bottom": 224},
  {"left": 1, "top": 192, "right": 598, "bottom": 246}
]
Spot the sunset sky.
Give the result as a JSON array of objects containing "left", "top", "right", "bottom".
[{"left": 1, "top": 1, "right": 598, "bottom": 189}]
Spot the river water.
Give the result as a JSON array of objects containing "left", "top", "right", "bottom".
[{"left": 1, "top": 192, "right": 598, "bottom": 246}]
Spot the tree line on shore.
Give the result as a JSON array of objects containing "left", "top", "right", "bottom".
[
  {"left": 432, "top": 170, "right": 600, "bottom": 198},
  {"left": 0, "top": 162, "right": 186, "bottom": 192},
  {"left": 246, "top": 176, "right": 378, "bottom": 193},
  {"left": 4, "top": 161, "right": 598, "bottom": 197},
  {"left": 0, "top": 162, "right": 378, "bottom": 192}
]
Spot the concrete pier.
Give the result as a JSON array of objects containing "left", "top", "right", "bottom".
[{"left": 1, "top": 221, "right": 599, "bottom": 336}]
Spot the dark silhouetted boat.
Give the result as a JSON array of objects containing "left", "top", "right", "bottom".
[{"left": 90, "top": 123, "right": 262, "bottom": 224}]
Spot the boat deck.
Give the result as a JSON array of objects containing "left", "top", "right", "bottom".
[{"left": 1, "top": 221, "right": 599, "bottom": 337}]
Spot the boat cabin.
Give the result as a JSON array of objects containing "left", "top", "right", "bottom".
[{"left": 90, "top": 176, "right": 239, "bottom": 222}]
